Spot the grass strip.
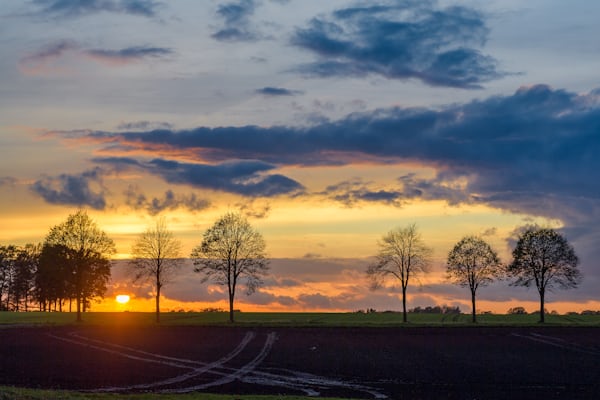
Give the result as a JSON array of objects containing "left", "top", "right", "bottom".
[
  {"left": 0, "top": 386, "right": 355, "bottom": 400},
  {"left": 0, "top": 311, "right": 599, "bottom": 327}
]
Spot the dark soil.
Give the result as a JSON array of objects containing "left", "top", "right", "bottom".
[{"left": 0, "top": 325, "right": 598, "bottom": 399}]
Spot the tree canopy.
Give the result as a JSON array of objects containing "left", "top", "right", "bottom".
[
  {"left": 43, "top": 210, "right": 115, "bottom": 321},
  {"left": 191, "top": 212, "right": 268, "bottom": 323},
  {"left": 507, "top": 227, "right": 581, "bottom": 322},
  {"left": 367, "top": 223, "right": 432, "bottom": 322},
  {"left": 447, "top": 235, "right": 502, "bottom": 322},
  {"left": 129, "top": 217, "right": 182, "bottom": 323}
]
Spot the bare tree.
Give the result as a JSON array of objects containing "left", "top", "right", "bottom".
[
  {"left": 446, "top": 236, "right": 501, "bottom": 323},
  {"left": 129, "top": 217, "right": 182, "bottom": 323},
  {"left": 191, "top": 212, "right": 268, "bottom": 323},
  {"left": 44, "top": 210, "right": 115, "bottom": 322},
  {"left": 367, "top": 223, "right": 432, "bottom": 323},
  {"left": 507, "top": 227, "right": 581, "bottom": 323}
]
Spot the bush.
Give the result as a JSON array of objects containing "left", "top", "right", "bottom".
[{"left": 507, "top": 306, "right": 527, "bottom": 315}]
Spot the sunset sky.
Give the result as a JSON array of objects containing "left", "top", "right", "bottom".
[{"left": 1, "top": 0, "right": 599, "bottom": 314}]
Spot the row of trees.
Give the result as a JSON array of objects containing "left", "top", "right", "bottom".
[
  {"left": 0, "top": 210, "right": 583, "bottom": 324},
  {"left": 0, "top": 210, "right": 268, "bottom": 324},
  {"left": 367, "top": 224, "right": 582, "bottom": 323},
  {"left": 0, "top": 211, "right": 116, "bottom": 321}
]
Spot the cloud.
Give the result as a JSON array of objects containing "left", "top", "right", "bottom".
[
  {"left": 31, "top": 0, "right": 162, "bottom": 18},
  {"left": 94, "top": 156, "right": 304, "bottom": 197},
  {"left": 84, "top": 46, "right": 173, "bottom": 65},
  {"left": 290, "top": 1, "right": 503, "bottom": 88},
  {"left": 117, "top": 121, "right": 174, "bottom": 131},
  {"left": 52, "top": 84, "right": 600, "bottom": 222},
  {"left": 0, "top": 177, "right": 17, "bottom": 187},
  {"left": 236, "top": 199, "right": 271, "bottom": 219},
  {"left": 18, "top": 40, "right": 79, "bottom": 74},
  {"left": 255, "top": 87, "right": 304, "bottom": 97},
  {"left": 124, "top": 185, "right": 210, "bottom": 215},
  {"left": 19, "top": 41, "right": 172, "bottom": 73},
  {"left": 211, "top": 0, "right": 261, "bottom": 42},
  {"left": 323, "top": 174, "right": 470, "bottom": 208},
  {"left": 31, "top": 167, "right": 107, "bottom": 209}
]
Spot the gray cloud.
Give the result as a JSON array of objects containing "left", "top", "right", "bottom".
[
  {"left": 323, "top": 174, "right": 470, "bottom": 208},
  {"left": 84, "top": 46, "right": 173, "bottom": 63},
  {"left": 211, "top": 0, "right": 260, "bottom": 42},
  {"left": 31, "top": 0, "right": 162, "bottom": 18},
  {"left": 124, "top": 186, "right": 210, "bottom": 215},
  {"left": 255, "top": 87, "right": 304, "bottom": 97},
  {"left": 117, "top": 121, "right": 174, "bottom": 131},
  {"left": 31, "top": 167, "right": 107, "bottom": 209},
  {"left": 290, "top": 1, "right": 504, "bottom": 88}
]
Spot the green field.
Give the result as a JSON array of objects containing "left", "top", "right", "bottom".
[{"left": 1, "top": 311, "right": 599, "bottom": 327}]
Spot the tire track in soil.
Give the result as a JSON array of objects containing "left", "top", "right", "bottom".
[
  {"left": 48, "top": 330, "right": 387, "bottom": 398},
  {"left": 511, "top": 332, "right": 600, "bottom": 356}
]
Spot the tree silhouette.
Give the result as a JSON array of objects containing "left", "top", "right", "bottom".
[
  {"left": 508, "top": 227, "right": 581, "bottom": 323},
  {"left": 43, "top": 210, "right": 115, "bottom": 321},
  {"left": 367, "top": 223, "right": 432, "bottom": 323},
  {"left": 446, "top": 236, "right": 501, "bottom": 323},
  {"left": 191, "top": 212, "right": 268, "bottom": 323},
  {"left": 129, "top": 217, "right": 182, "bottom": 323}
]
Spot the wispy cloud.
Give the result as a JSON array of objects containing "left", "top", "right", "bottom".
[
  {"left": 84, "top": 46, "right": 173, "bottom": 65},
  {"left": 125, "top": 185, "right": 210, "bottom": 215},
  {"left": 19, "top": 41, "right": 173, "bottom": 73},
  {"left": 290, "top": 1, "right": 503, "bottom": 88},
  {"left": 116, "top": 121, "right": 174, "bottom": 131},
  {"left": 31, "top": 0, "right": 163, "bottom": 18},
  {"left": 255, "top": 87, "right": 304, "bottom": 97},
  {"left": 0, "top": 177, "right": 18, "bottom": 187}
]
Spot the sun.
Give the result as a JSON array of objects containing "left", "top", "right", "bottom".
[{"left": 116, "top": 294, "right": 130, "bottom": 304}]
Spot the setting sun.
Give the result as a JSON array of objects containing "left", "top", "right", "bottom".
[{"left": 115, "top": 295, "right": 130, "bottom": 304}]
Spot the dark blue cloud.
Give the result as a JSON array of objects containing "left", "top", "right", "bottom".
[
  {"left": 31, "top": 168, "right": 107, "bottom": 209},
  {"left": 211, "top": 0, "right": 260, "bottom": 42},
  {"left": 66, "top": 85, "right": 600, "bottom": 229},
  {"left": 31, "top": 0, "right": 162, "bottom": 18},
  {"left": 290, "top": 1, "right": 503, "bottom": 88},
  {"left": 255, "top": 87, "right": 304, "bottom": 96},
  {"left": 94, "top": 157, "right": 304, "bottom": 197}
]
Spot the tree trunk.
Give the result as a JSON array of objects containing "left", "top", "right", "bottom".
[
  {"left": 155, "top": 285, "right": 161, "bottom": 324},
  {"left": 471, "top": 290, "right": 477, "bottom": 323},
  {"left": 76, "top": 295, "right": 82, "bottom": 322},
  {"left": 402, "top": 285, "right": 407, "bottom": 323},
  {"left": 539, "top": 289, "right": 545, "bottom": 323}
]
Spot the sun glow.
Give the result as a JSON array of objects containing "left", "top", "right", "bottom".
[{"left": 116, "top": 295, "right": 130, "bottom": 304}]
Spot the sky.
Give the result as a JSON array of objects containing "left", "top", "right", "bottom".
[{"left": 1, "top": 0, "right": 599, "bottom": 314}]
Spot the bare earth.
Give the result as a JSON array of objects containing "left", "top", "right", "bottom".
[{"left": 0, "top": 326, "right": 598, "bottom": 399}]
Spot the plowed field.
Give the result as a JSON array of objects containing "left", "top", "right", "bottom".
[{"left": 0, "top": 326, "right": 598, "bottom": 399}]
